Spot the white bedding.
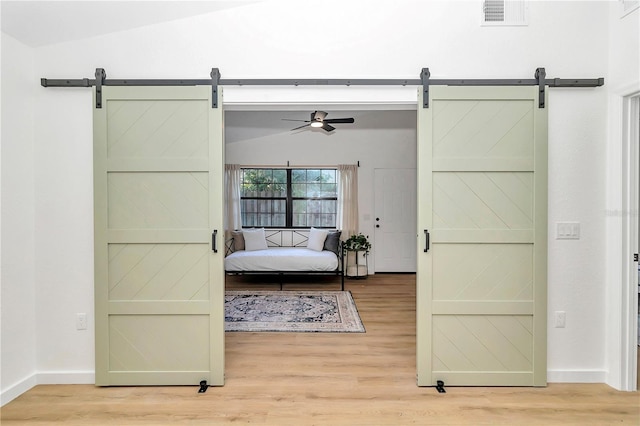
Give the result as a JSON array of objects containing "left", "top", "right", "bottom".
[{"left": 224, "top": 247, "right": 339, "bottom": 272}]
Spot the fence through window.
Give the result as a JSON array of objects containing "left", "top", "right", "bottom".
[{"left": 240, "top": 168, "right": 337, "bottom": 228}]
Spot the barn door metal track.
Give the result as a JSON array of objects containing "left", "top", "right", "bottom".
[{"left": 40, "top": 67, "right": 604, "bottom": 109}]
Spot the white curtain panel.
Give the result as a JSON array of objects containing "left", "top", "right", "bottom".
[
  {"left": 337, "top": 164, "right": 359, "bottom": 239},
  {"left": 225, "top": 164, "right": 243, "bottom": 236}
]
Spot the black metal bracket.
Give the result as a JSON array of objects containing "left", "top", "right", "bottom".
[
  {"left": 95, "top": 68, "right": 106, "bottom": 109},
  {"left": 40, "top": 77, "right": 91, "bottom": 88},
  {"left": 547, "top": 77, "right": 605, "bottom": 88},
  {"left": 198, "top": 380, "right": 209, "bottom": 393},
  {"left": 536, "top": 67, "right": 546, "bottom": 108},
  {"left": 634, "top": 253, "right": 638, "bottom": 262},
  {"left": 421, "top": 68, "right": 430, "bottom": 108},
  {"left": 210, "top": 68, "right": 220, "bottom": 109},
  {"left": 435, "top": 380, "right": 446, "bottom": 393}
]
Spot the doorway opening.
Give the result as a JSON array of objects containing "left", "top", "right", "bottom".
[
  {"left": 612, "top": 90, "right": 640, "bottom": 391},
  {"left": 223, "top": 106, "right": 419, "bottom": 278},
  {"left": 632, "top": 93, "right": 640, "bottom": 391},
  {"left": 626, "top": 92, "right": 639, "bottom": 391},
  {"left": 222, "top": 105, "right": 420, "bottom": 388}
]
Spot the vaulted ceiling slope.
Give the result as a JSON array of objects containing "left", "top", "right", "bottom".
[{"left": 1, "top": 0, "right": 259, "bottom": 47}]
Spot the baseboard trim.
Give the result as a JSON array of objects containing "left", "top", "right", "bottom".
[
  {"left": 36, "top": 370, "right": 95, "bottom": 385},
  {"left": 1, "top": 371, "right": 95, "bottom": 407},
  {"left": 1, "top": 373, "right": 37, "bottom": 407},
  {"left": 547, "top": 369, "right": 607, "bottom": 383},
  {"left": 2, "top": 369, "right": 610, "bottom": 406}
]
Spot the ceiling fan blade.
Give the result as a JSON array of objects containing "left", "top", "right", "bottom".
[
  {"left": 291, "top": 123, "right": 311, "bottom": 131},
  {"left": 286, "top": 111, "right": 351, "bottom": 132},
  {"left": 313, "top": 111, "right": 328, "bottom": 121},
  {"left": 324, "top": 118, "right": 354, "bottom": 124}
]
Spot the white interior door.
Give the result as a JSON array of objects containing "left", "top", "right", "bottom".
[
  {"left": 417, "top": 86, "right": 547, "bottom": 386},
  {"left": 374, "top": 168, "right": 417, "bottom": 272},
  {"left": 93, "top": 86, "right": 225, "bottom": 386}
]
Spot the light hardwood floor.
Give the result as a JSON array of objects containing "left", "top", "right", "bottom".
[{"left": 2, "top": 274, "right": 638, "bottom": 425}]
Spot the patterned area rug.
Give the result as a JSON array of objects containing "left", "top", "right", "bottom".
[{"left": 225, "top": 290, "right": 365, "bottom": 333}]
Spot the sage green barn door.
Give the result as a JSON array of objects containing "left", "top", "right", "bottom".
[
  {"left": 417, "top": 86, "right": 547, "bottom": 386},
  {"left": 93, "top": 86, "right": 225, "bottom": 386}
]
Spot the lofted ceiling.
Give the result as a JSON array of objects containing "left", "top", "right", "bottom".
[
  {"left": 1, "top": 0, "right": 259, "bottom": 47},
  {"left": 1, "top": 1, "right": 417, "bottom": 119}
]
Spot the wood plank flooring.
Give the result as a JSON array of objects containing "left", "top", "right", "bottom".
[{"left": 2, "top": 274, "right": 638, "bottom": 425}]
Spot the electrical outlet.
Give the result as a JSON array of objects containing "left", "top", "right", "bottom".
[
  {"left": 76, "top": 313, "right": 87, "bottom": 330},
  {"left": 554, "top": 311, "right": 566, "bottom": 328}
]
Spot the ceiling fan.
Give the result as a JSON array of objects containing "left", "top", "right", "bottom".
[{"left": 283, "top": 111, "right": 355, "bottom": 132}]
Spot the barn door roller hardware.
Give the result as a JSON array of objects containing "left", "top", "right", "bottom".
[
  {"left": 536, "top": 67, "right": 546, "bottom": 108},
  {"left": 94, "top": 68, "right": 106, "bottom": 108},
  {"left": 42, "top": 68, "right": 222, "bottom": 109},
  {"left": 419, "top": 67, "right": 604, "bottom": 108},
  {"left": 421, "top": 68, "right": 431, "bottom": 108},
  {"left": 40, "top": 67, "right": 604, "bottom": 109}
]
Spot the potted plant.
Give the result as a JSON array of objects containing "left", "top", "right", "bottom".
[
  {"left": 343, "top": 233, "right": 371, "bottom": 278},
  {"left": 343, "top": 233, "right": 371, "bottom": 254}
]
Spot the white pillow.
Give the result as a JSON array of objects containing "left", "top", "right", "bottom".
[
  {"left": 307, "top": 227, "right": 328, "bottom": 252},
  {"left": 242, "top": 228, "right": 268, "bottom": 251}
]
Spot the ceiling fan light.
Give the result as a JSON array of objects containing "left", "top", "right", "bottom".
[{"left": 310, "top": 121, "right": 323, "bottom": 128}]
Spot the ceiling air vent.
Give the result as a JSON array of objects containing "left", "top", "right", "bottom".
[
  {"left": 482, "top": 0, "right": 528, "bottom": 26},
  {"left": 620, "top": 0, "right": 640, "bottom": 18}
]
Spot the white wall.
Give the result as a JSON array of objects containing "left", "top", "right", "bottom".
[
  {"left": 1, "top": 33, "right": 37, "bottom": 404},
  {"left": 33, "top": 89, "right": 95, "bottom": 383},
  {"left": 607, "top": 2, "right": 640, "bottom": 89},
  {"left": 1, "top": 0, "right": 617, "bottom": 400}
]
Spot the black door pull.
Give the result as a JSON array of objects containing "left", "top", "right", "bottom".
[
  {"left": 212, "top": 230, "right": 218, "bottom": 253},
  {"left": 424, "top": 229, "right": 430, "bottom": 253}
]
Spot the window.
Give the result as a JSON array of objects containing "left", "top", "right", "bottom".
[{"left": 240, "top": 168, "right": 337, "bottom": 228}]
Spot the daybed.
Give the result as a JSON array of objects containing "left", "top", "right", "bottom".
[{"left": 224, "top": 228, "right": 344, "bottom": 290}]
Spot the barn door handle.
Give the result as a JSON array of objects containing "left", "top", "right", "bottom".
[
  {"left": 212, "top": 230, "right": 218, "bottom": 253},
  {"left": 424, "top": 229, "right": 430, "bottom": 253}
]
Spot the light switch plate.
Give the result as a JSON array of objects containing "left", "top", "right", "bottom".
[{"left": 556, "top": 222, "right": 580, "bottom": 240}]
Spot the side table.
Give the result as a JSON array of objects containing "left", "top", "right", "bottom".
[{"left": 344, "top": 249, "right": 368, "bottom": 279}]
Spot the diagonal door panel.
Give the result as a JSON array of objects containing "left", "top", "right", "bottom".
[
  {"left": 433, "top": 315, "right": 533, "bottom": 372},
  {"left": 107, "top": 100, "right": 209, "bottom": 159},
  {"left": 433, "top": 172, "right": 533, "bottom": 230},
  {"left": 108, "top": 172, "right": 209, "bottom": 229},
  {"left": 433, "top": 100, "right": 534, "bottom": 160},
  {"left": 109, "top": 315, "right": 210, "bottom": 371},
  {"left": 433, "top": 244, "right": 533, "bottom": 301},
  {"left": 108, "top": 243, "right": 209, "bottom": 301}
]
